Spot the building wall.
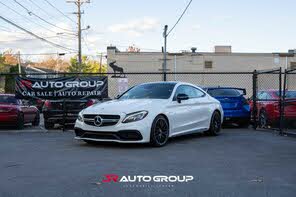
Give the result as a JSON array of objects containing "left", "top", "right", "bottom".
[
  {"left": 106, "top": 46, "right": 296, "bottom": 97},
  {"left": 107, "top": 46, "right": 296, "bottom": 72}
]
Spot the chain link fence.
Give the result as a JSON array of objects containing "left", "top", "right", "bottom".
[
  {"left": 1, "top": 70, "right": 295, "bottom": 134},
  {"left": 283, "top": 69, "right": 296, "bottom": 133}
]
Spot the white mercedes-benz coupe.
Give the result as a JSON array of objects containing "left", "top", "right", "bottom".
[{"left": 74, "top": 82, "right": 223, "bottom": 146}]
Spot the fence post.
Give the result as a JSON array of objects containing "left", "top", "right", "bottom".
[
  {"left": 62, "top": 73, "right": 66, "bottom": 131},
  {"left": 279, "top": 67, "right": 283, "bottom": 134},
  {"left": 252, "top": 69, "right": 258, "bottom": 130},
  {"left": 163, "top": 71, "right": 167, "bottom": 81},
  {"left": 280, "top": 69, "right": 287, "bottom": 134}
]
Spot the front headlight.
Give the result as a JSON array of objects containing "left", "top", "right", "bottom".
[
  {"left": 122, "top": 111, "right": 148, "bottom": 123},
  {"left": 77, "top": 111, "right": 84, "bottom": 122}
]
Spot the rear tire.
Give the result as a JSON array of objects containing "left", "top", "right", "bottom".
[
  {"left": 238, "top": 120, "right": 250, "bottom": 128},
  {"left": 32, "top": 111, "right": 40, "bottom": 126},
  {"left": 258, "top": 110, "right": 268, "bottom": 128},
  {"left": 44, "top": 120, "right": 54, "bottom": 130},
  {"left": 205, "top": 111, "right": 222, "bottom": 136},
  {"left": 150, "top": 115, "right": 169, "bottom": 147},
  {"left": 16, "top": 113, "right": 24, "bottom": 130}
]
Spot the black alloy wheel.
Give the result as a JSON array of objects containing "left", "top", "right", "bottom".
[
  {"left": 150, "top": 115, "right": 169, "bottom": 147},
  {"left": 206, "top": 111, "right": 221, "bottom": 136}
]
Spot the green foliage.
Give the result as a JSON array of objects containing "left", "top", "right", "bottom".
[
  {"left": 68, "top": 55, "right": 107, "bottom": 73},
  {"left": 4, "top": 65, "right": 19, "bottom": 93},
  {"left": 0, "top": 54, "right": 6, "bottom": 73}
]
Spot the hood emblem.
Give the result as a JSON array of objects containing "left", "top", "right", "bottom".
[{"left": 94, "top": 116, "right": 103, "bottom": 127}]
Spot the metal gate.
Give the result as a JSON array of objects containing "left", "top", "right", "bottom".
[
  {"left": 252, "top": 68, "right": 283, "bottom": 131},
  {"left": 282, "top": 68, "right": 296, "bottom": 134}
]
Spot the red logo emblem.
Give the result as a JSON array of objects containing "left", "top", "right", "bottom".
[
  {"left": 20, "top": 80, "right": 32, "bottom": 88},
  {"left": 102, "top": 174, "right": 119, "bottom": 183}
]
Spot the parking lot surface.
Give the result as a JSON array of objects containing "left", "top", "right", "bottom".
[{"left": 0, "top": 128, "right": 296, "bottom": 197}]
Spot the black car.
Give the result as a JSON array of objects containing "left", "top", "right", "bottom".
[{"left": 42, "top": 99, "right": 105, "bottom": 129}]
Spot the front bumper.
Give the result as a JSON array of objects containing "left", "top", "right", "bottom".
[
  {"left": 43, "top": 110, "right": 80, "bottom": 124},
  {"left": 74, "top": 117, "right": 152, "bottom": 143}
]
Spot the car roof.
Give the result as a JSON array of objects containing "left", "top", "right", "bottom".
[
  {"left": 140, "top": 81, "right": 178, "bottom": 85},
  {"left": 202, "top": 86, "right": 244, "bottom": 89},
  {"left": 138, "top": 81, "right": 204, "bottom": 90}
]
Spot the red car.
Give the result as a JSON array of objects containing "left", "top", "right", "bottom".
[
  {"left": 250, "top": 90, "right": 296, "bottom": 128},
  {"left": 0, "top": 94, "right": 40, "bottom": 129}
]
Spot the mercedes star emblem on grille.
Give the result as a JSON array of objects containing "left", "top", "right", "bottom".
[{"left": 94, "top": 116, "right": 103, "bottom": 127}]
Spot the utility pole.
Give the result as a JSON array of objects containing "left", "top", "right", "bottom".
[
  {"left": 163, "top": 25, "right": 168, "bottom": 81},
  {"left": 17, "top": 51, "right": 21, "bottom": 76},
  {"left": 99, "top": 53, "right": 103, "bottom": 75},
  {"left": 77, "top": 0, "right": 82, "bottom": 69},
  {"left": 67, "top": 0, "right": 90, "bottom": 72}
]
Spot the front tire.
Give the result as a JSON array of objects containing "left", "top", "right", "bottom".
[
  {"left": 205, "top": 111, "right": 221, "bottom": 136},
  {"left": 150, "top": 115, "right": 169, "bottom": 147},
  {"left": 32, "top": 111, "right": 40, "bottom": 126},
  {"left": 238, "top": 119, "right": 250, "bottom": 128},
  {"left": 16, "top": 113, "right": 24, "bottom": 130},
  {"left": 44, "top": 120, "right": 54, "bottom": 130}
]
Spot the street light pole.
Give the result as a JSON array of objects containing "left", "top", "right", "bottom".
[
  {"left": 77, "top": 0, "right": 82, "bottom": 70},
  {"left": 163, "top": 25, "right": 168, "bottom": 81}
]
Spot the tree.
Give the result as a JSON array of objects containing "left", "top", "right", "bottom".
[
  {"left": 3, "top": 50, "right": 18, "bottom": 65},
  {"left": 33, "top": 56, "right": 70, "bottom": 72},
  {"left": 68, "top": 55, "right": 107, "bottom": 73},
  {"left": 4, "top": 65, "right": 19, "bottom": 93},
  {"left": 126, "top": 45, "right": 140, "bottom": 52}
]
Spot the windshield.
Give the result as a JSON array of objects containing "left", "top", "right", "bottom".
[
  {"left": 119, "top": 83, "right": 176, "bottom": 100},
  {"left": 0, "top": 95, "right": 19, "bottom": 105},
  {"left": 276, "top": 91, "right": 296, "bottom": 98},
  {"left": 207, "top": 88, "right": 241, "bottom": 97}
]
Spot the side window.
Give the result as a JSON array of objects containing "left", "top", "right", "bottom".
[
  {"left": 174, "top": 85, "right": 187, "bottom": 100},
  {"left": 174, "top": 85, "right": 205, "bottom": 100},
  {"left": 187, "top": 86, "right": 205, "bottom": 98},
  {"left": 258, "top": 92, "right": 267, "bottom": 100},
  {"left": 266, "top": 93, "right": 272, "bottom": 100}
]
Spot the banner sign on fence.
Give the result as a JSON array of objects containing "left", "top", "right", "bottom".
[
  {"left": 15, "top": 76, "right": 108, "bottom": 100},
  {"left": 117, "top": 78, "right": 128, "bottom": 95}
]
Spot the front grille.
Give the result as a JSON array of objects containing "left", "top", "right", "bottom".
[{"left": 83, "top": 114, "right": 120, "bottom": 127}]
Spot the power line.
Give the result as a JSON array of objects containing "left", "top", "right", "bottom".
[
  {"left": 43, "top": 0, "right": 77, "bottom": 24},
  {"left": 13, "top": 0, "right": 75, "bottom": 33},
  {"left": 167, "top": 0, "right": 193, "bottom": 36},
  {"left": 27, "top": 0, "right": 59, "bottom": 19},
  {"left": 0, "top": 15, "right": 77, "bottom": 52},
  {"left": 0, "top": 35, "right": 76, "bottom": 43},
  {"left": 18, "top": 52, "right": 77, "bottom": 56},
  {"left": 0, "top": 1, "right": 59, "bottom": 35}
]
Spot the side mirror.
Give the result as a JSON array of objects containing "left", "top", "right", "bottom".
[
  {"left": 115, "top": 95, "right": 120, "bottom": 99},
  {"left": 176, "top": 93, "right": 189, "bottom": 103}
]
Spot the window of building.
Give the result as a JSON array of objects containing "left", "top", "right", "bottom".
[
  {"left": 204, "top": 61, "right": 213, "bottom": 69},
  {"left": 290, "top": 62, "right": 296, "bottom": 69}
]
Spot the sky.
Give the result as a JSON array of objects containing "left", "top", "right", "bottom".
[{"left": 0, "top": 0, "right": 295, "bottom": 61}]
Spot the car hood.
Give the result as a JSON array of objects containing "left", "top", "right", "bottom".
[{"left": 82, "top": 99, "right": 168, "bottom": 115}]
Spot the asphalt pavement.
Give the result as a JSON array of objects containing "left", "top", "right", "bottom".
[{"left": 0, "top": 128, "right": 296, "bottom": 197}]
